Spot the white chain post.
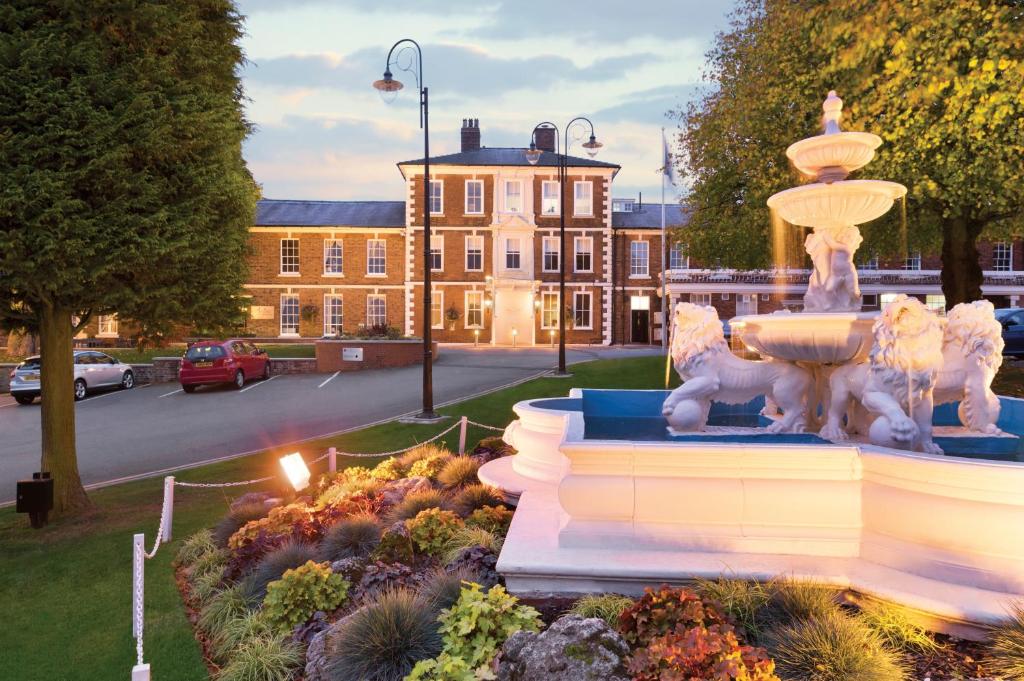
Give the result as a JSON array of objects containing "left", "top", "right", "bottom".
[
  {"left": 131, "top": 663, "right": 151, "bottom": 680},
  {"left": 328, "top": 446, "right": 337, "bottom": 473},
  {"left": 458, "top": 416, "right": 468, "bottom": 455},
  {"left": 132, "top": 533, "right": 144, "bottom": 640},
  {"left": 161, "top": 477, "right": 174, "bottom": 543}
]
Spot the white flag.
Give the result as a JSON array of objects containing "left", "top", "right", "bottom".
[{"left": 661, "top": 129, "right": 676, "bottom": 184}]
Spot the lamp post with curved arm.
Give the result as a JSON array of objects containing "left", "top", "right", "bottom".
[
  {"left": 526, "top": 118, "right": 602, "bottom": 376},
  {"left": 373, "top": 39, "right": 440, "bottom": 421}
]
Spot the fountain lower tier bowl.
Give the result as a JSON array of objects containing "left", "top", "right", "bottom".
[
  {"left": 767, "top": 180, "right": 907, "bottom": 229},
  {"left": 732, "top": 311, "right": 877, "bottom": 364}
]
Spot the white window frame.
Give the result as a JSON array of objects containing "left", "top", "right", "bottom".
[
  {"left": 669, "top": 243, "right": 688, "bottom": 270},
  {"left": 880, "top": 292, "right": 899, "bottom": 309},
  {"left": 573, "top": 291, "right": 593, "bottom": 330},
  {"left": 505, "top": 237, "right": 522, "bottom": 270},
  {"left": 431, "top": 290, "right": 444, "bottom": 329},
  {"left": 280, "top": 294, "right": 300, "bottom": 336},
  {"left": 860, "top": 254, "right": 879, "bottom": 270},
  {"left": 323, "top": 239, "right": 344, "bottom": 276},
  {"left": 504, "top": 180, "right": 523, "bottom": 214},
  {"left": 323, "top": 295, "right": 343, "bottom": 336},
  {"left": 540, "top": 292, "right": 560, "bottom": 330},
  {"left": 904, "top": 252, "right": 922, "bottom": 271},
  {"left": 542, "top": 236, "right": 560, "bottom": 273},
  {"left": 367, "top": 239, "right": 386, "bottom": 276},
  {"left": 541, "top": 180, "right": 560, "bottom": 216},
  {"left": 573, "top": 181, "right": 593, "bottom": 217},
  {"left": 574, "top": 236, "right": 593, "bottom": 273},
  {"left": 465, "top": 291, "right": 484, "bottom": 329},
  {"left": 464, "top": 180, "right": 483, "bottom": 215},
  {"left": 690, "top": 292, "right": 711, "bottom": 306},
  {"left": 926, "top": 294, "right": 947, "bottom": 313},
  {"left": 429, "top": 235, "right": 444, "bottom": 272},
  {"left": 280, "top": 238, "right": 299, "bottom": 275},
  {"left": 429, "top": 180, "right": 443, "bottom": 215},
  {"left": 97, "top": 314, "right": 118, "bottom": 338},
  {"left": 993, "top": 242, "right": 1013, "bottom": 271},
  {"left": 736, "top": 293, "right": 758, "bottom": 316},
  {"left": 366, "top": 294, "right": 386, "bottom": 328},
  {"left": 630, "top": 240, "right": 649, "bottom": 277},
  {"left": 465, "top": 235, "right": 484, "bottom": 272}
]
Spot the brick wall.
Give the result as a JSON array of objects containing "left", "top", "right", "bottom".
[
  {"left": 532, "top": 174, "right": 608, "bottom": 231},
  {"left": 315, "top": 340, "right": 438, "bottom": 372},
  {"left": 611, "top": 230, "right": 664, "bottom": 344},
  {"left": 408, "top": 173, "right": 494, "bottom": 227}
]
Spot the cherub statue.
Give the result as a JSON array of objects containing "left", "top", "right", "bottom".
[{"left": 804, "top": 226, "right": 863, "bottom": 312}]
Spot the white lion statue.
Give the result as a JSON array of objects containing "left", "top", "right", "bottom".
[
  {"left": 819, "top": 295, "right": 947, "bottom": 453},
  {"left": 933, "top": 299, "right": 1004, "bottom": 433},
  {"left": 662, "top": 303, "right": 812, "bottom": 433}
]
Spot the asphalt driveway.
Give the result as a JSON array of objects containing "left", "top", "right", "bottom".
[{"left": 0, "top": 345, "right": 660, "bottom": 503}]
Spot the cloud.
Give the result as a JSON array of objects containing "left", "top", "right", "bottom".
[
  {"left": 242, "top": 45, "right": 660, "bottom": 96},
  {"left": 594, "top": 84, "right": 703, "bottom": 126}
]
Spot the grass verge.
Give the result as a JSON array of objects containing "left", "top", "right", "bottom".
[{"left": 0, "top": 355, "right": 675, "bottom": 680}]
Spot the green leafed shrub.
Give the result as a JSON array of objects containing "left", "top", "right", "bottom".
[
  {"left": 213, "top": 502, "right": 270, "bottom": 548},
  {"left": 449, "top": 484, "right": 504, "bottom": 517},
  {"left": 198, "top": 584, "right": 250, "bottom": 637},
  {"left": 398, "top": 443, "right": 451, "bottom": 469},
  {"left": 990, "top": 601, "right": 1024, "bottom": 681},
  {"left": 405, "top": 508, "right": 464, "bottom": 556},
  {"left": 465, "top": 505, "right": 513, "bottom": 535},
  {"left": 628, "top": 623, "right": 781, "bottom": 681},
  {"left": 408, "top": 452, "right": 453, "bottom": 480},
  {"left": 370, "top": 457, "right": 406, "bottom": 482},
  {"left": 768, "top": 577, "right": 841, "bottom": 625},
  {"left": 317, "top": 469, "right": 385, "bottom": 508},
  {"left": 570, "top": 593, "right": 635, "bottom": 629},
  {"left": 263, "top": 560, "right": 350, "bottom": 632},
  {"left": 388, "top": 489, "right": 447, "bottom": 523},
  {"left": 440, "top": 526, "right": 503, "bottom": 565},
  {"left": 373, "top": 525, "right": 415, "bottom": 564},
  {"left": 175, "top": 529, "right": 216, "bottom": 567},
  {"left": 214, "top": 633, "right": 304, "bottom": 681},
  {"left": 766, "top": 609, "right": 907, "bottom": 681},
  {"left": 317, "top": 513, "right": 382, "bottom": 562},
  {"left": 324, "top": 588, "right": 442, "bottom": 681},
  {"left": 244, "top": 541, "right": 318, "bottom": 602},
  {"left": 855, "top": 599, "right": 940, "bottom": 652},
  {"left": 408, "top": 583, "right": 542, "bottom": 680},
  {"left": 695, "top": 577, "right": 774, "bottom": 643},
  {"left": 618, "top": 584, "right": 730, "bottom": 646},
  {"left": 437, "top": 456, "right": 481, "bottom": 489},
  {"left": 211, "top": 610, "right": 275, "bottom": 664}
]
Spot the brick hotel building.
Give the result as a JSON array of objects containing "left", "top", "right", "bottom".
[{"left": 80, "top": 119, "right": 1024, "bottom": 345}]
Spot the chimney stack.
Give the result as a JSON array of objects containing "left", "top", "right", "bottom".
[
  {"left": 534, "top": 126, "right": 556, "bottom": 153},
  {"left": 460, "top": 118, "right": 480, "bottom": 152}
]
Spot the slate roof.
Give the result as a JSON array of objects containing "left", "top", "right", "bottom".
[
  {"left": 255, "top": 199, "right": 405, "bottom": 227},
  {"left": 612, "top": 203, "right": 690, "bottom": 229},
  {"left": 397, "top": 147, "right": 620, "bottom": 169}
]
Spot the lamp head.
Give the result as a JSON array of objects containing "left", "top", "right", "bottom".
[
  {"left": 372, "top": 69, "right": 404, "bottom": 93},
  {"left": 525, "top": 142, "right": 542, "bottom": 166},
  {"left": 582, "top": 134, "right": 603, "bottom": 158},
  {"left": 279, "top": 452, "right": 311, "bottom": 492}
]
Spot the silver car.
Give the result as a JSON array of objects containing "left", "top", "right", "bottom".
[{"left": 9, "top": 350, "right": 135, "bottom": 405}]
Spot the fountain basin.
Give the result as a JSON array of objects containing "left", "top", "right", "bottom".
[
  {"left": 767, "top": 179, "right": 907, "bottom": 229},
  {"left": 786, "top": 131, "right": 882, "bottom": 177},
  {"left": 732, "top": 311, "right": 876, "bottom": 364}
]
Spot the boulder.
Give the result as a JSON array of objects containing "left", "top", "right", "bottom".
[
  {"left": 379, "top": 476, "right": 433, "bottom": 506},
  {"left": 304, "top": 607, "right": 362, "bottom": 681},
  {"left": 445, "top": 546, "right": 499, "bottom": 588},
  {"left": 496, "top": 615, "right": 630, "bottom": 681}
]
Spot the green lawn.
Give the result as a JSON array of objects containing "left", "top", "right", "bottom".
[{"left": 0, "top": 355, "right": 675, "bottom": 681}]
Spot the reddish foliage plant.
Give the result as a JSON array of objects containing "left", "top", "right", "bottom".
[{"left": 627, "top": 624, "right": 780, "bottom": 681}]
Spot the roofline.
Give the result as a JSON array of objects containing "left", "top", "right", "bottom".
[{"left": 396, "top": 161, "right": 621, "bottom": 181}]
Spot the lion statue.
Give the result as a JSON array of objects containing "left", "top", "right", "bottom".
[
  {"left": 933, "top": 299, "right": 1004, "bottom": 433},
  {"left": 662, "top": 303, "right": 812, "bottom": 433},
  {"left": 819, "top": 294, "right": 948, "bottom": 453}
]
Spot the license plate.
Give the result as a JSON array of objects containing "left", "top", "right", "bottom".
[
  {"left": 193, "top": 362, "right": 212, "bottom": 368},
  {"left": 22, "top": 373, "right": 39, "bottom": 381}
]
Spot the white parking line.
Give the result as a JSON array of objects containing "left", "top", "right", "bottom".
[
  {"left": 317, "top": 371, "right": 340, "bottom": 389},
  {"left": 159, "top": 388, "right": 183, "bottom": 398},
  {"left": 238, "top": 374, "right": 279, "bottom": 393}
]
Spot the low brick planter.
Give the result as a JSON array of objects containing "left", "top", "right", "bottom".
[
  {"left": 0, "top": 364, "right": 15, "bottom": 393},
  {"left": 315, "top": 339, "right": 439, "bottom": 372}
]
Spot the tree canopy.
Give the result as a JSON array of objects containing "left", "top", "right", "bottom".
[
  {"left": 675, "top": 0, "right": 1024, "bottom": 306},
  {"left": 0, "top": 0, "right": 256, "bottom": 513}
]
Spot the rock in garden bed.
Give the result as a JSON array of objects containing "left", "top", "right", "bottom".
[{"left": 496, "top": 614, "right": 631, "bottom": 681}]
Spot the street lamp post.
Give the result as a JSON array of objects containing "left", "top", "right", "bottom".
[
  {"left": 374, "top": 39, "right": 440, "bottom": 421},
  {"left": 525, "top": 119, "right": 602, "bottom": 376}
]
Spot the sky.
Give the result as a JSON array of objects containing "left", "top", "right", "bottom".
[{"left": 234, "top": 0, "right": 737, "bottom": 204}]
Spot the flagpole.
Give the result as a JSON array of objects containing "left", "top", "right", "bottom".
[{"left": 661, "top": 127, "right": 668, "bottom": 350}]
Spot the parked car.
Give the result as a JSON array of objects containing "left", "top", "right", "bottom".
[
  {"left": 996, "top": 307, "right": 1024, "bottom": 357},
  {"left": 179, "top": 340, "right": 270, "bottom": 393},
  {"left": 9, "top": 350, "right": 135, "bottom": 405}
]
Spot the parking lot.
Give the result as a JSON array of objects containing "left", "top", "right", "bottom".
[{"left": 0, "top": 345, "right": 660, "bottom": 503}]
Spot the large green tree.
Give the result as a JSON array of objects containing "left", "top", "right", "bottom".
[
  {"left": 0, "top": 0, "right": 256, "bottom": 514},
  {"left": 677, "top": 0, "right": 1024, "bottom": 306}
]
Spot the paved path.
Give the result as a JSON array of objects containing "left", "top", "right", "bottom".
[{"left": 0, "top": 345, "right": 660, "bottom": 503}]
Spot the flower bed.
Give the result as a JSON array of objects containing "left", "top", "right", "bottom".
[{"left": 174, "top": 436, "right": 1022, "bottom": 681}]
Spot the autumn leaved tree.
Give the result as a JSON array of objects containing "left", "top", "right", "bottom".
[
  {"left": 0, "top": 0, "right": 256, "bottom": 515},
  {"left": 677, "top": 0, "right": 1024, "bottom": 306}
]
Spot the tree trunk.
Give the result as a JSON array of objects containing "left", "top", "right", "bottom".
[
  {"left": 39, "top": 303, "right": 91, "bottom": 515},
  {"left": 939, "top": 216, "right": 985, "bottom": 310}
]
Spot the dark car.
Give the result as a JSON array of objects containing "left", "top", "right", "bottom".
[
  {"left": 179, "top": 340, "right": 270, "bottom": 392},
  {"left": 995, "top": 308, "right": 1024, "bottom": 357}
]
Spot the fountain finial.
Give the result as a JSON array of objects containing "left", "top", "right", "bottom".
[{"left": 823, "top": 90, "right": 843, "bottom": 135}]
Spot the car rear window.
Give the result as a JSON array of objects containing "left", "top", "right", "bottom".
[
  {"left": 185, "top": 345, "right": 226, "bottom": 361},
  {"left": 19, "top": 358, "right": 41, "bottom": 370}
]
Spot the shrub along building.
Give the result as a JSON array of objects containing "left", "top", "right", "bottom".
[{"left": 76, "top": 119, "right": 1024, "bottom": 346}]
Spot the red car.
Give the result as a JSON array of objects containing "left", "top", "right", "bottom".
[{"left": 179, "top": 340, "right": 270, "bottom": 392}]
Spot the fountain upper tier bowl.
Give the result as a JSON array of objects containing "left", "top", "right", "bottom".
[
  {"left": 786, "top": 130, "right": 882, "bottom": 177},
  {"left": 767, "top": 180, "right": 907, "bottom": 229},
  {"left": 732, "top": 311, "right": 877, "bottom": 364}
]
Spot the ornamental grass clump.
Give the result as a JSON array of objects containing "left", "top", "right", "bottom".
[
  {"left": 465, "top": 505, "right": 513, "bottom": 535},
  {"left": 398, "top": 443, "right": 450, "bottom": 469},
  {"left": 417, "top": 567, "right": 481, "bottom": 614},
  {"left": 855, "top": 599, "right": 940, "bottom": 652},
  {"left": 324, "top": 588, "right": 442, "bottom": 681},
  {"left": 388, "top": 489, "right": 447, "bottom": 523},
  {"left": 213, "top": 502, "right": 270, "bottom": 548},
  {"left": 696, "top": 577, "right": 774, "bottom": 643},
  {"left": 175, "top": 529, "right": 216, "bottom": 567},
  {"left": 990, "top": 601, "right": 1024, "bottom": 681},
  {"left": 570, "top": 593, "right": 635, "bottom": 629},
  {"left": 211, "top": 610, "right": 275, "bottom": 664},
  {"left": 437, "top": 456, "right": 480, "bottom": 489},
  {"left": 449, "top": 484, "right": 504, "bottom": 517},
  {"left": 317, "top": 513, "right": 382, "bottom": 562},
  {"left": 765, "top": 609, "right": 907, "bottom": 681},
  {"left": 198, "top": 584, "right": 250, "bottom": 637},
  {"left": 440, "top": 526, "right": 503, "bottom": 565},
  {"left": 244, "top": 541, "right": 318, "bottom": 602},
  {"left": 768, "top": 577, "right": 841, "bottom": 625},
  {"left": 214, "top": 633, "right": 304, "bottom": 681},
  {"left": 408, "top": 452, "right": 452, "bottom": 480},
  {"left": 405, "top": 508, "right": 464, "bottom": 556},
  {"left": 263, "top": 560, "right": 350, "bottom": 632}
]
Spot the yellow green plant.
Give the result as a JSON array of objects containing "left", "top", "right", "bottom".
[
  {"left": 465, "top": 505, "right": 513, "bottom": 535},
  {"left": 405, "top": 508, "right": 464, "bottom": 556},
  {"left": 263, "top": 560, "right": 350, "bottom": 632}
]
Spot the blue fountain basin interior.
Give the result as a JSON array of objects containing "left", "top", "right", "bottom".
[{"left": 529, "top": 391, "right": 1024, "bottom": 462}]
